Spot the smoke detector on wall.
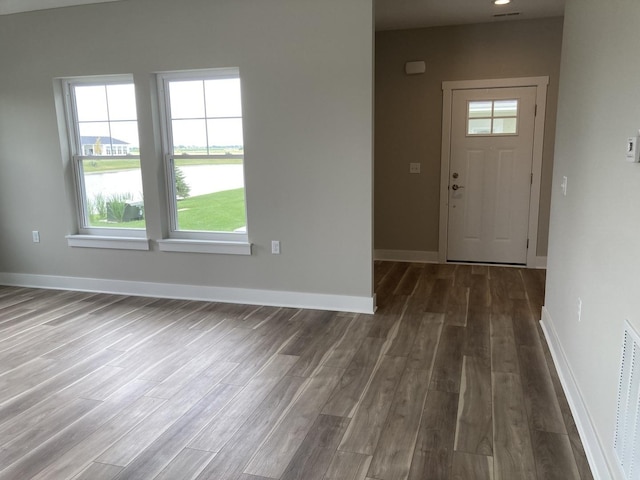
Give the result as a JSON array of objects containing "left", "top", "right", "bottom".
[{"left": 405, "top": 61, "right": 426, "bottom": 75}]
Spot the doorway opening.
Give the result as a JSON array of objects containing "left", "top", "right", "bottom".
[{"left": 439, "top": 77, "right": 549, "bottom": 267}]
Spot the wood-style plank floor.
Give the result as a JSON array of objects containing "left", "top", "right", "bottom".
[{"left": 0, "top": 262, "right": 594, "bottom": 480}]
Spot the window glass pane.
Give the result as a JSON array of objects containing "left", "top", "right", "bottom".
[
  {"left": 78, "top": 122, "right": 110, "bottom": 139},
  {"left": 494, "top": 100, "right": 518, "bottom": 117},
  {"left": 77, "top": 122, "right": 139, "bottom": 156},
  {"left": 173, "top": 160, "right": 246, "bottom": 232},
  {"left": 493, "top": 118, "right": 518, "bottom": 134},
  {"left": 492, "top": 117, "right": 518, "bottom": 134},
  {"left": 75, "top": 85, "right": 108, "bottom": 121},
  {"left": 106, "top": 84, "right": 138, "bottom": 121},
  {"left": 468, "top": 101, "right": 492, "bottom": 119},
  {"left": 171, "top": 119, "right": 207, "bottom": 154},
  {"left": 164, "top": 69, "right": 247, "bottom": 235},
  {"left": 205, "top": 78, "right": 242, "bottom": 117},
  {"left": 78, "top": 123, "right": 110, "bottom": 155},
  {"left": 109, "top": 121, "right": 139, "bottom": 153},
  {"left": 169, "top": 80, "right": 205, "bottom": 119},
  {"left": 82, "top": 158, "right": 145, "bottom": 229},
  {"left": 207, "top": 118, "right": 244, "bottom": 151},
  {"left": 71, "top": 78, "right": 144, "bottom": 233},
  {"left": 468, "top": 118, "right": 492, "bottom": 135}
]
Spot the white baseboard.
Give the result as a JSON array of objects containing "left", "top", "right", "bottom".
[
  {"left": 540, "top": 307, "right": 614, "bottom": 480},
  {"left": 374, "top": 249, "right": 438, "bottom": 263},
  {"left": 0, "top": 272, "right": 376, "bottom": 314}
]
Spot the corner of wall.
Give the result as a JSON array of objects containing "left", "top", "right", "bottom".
[{"left": 540, "top": 306, "right": 618, "bottom": 480}]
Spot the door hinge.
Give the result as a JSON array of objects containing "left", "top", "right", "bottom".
[
  {"left": 535, "top": 104, "right": 538, "bottom": 116},
  {"left": 531, "top": 173, "right": 533, "bottom": 184},
  {"left": 527, "top": 238, "right": 530, "bottom": 249}
]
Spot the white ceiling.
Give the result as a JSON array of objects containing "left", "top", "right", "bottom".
[
  {"left": 0, "top": 0, "right": 565, "bottom": 29},
  {"left": 375, "top": 0, "right": 565, "bottom": 31}
]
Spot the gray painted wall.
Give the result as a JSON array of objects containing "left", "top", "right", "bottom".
[
  {"left": 0, "top": 0, "right": 374, "bottom": 302},
  {"left": 375, "top": 18, "right": 564, "bottom": 257},
  {"left": 546, "top": 0, "right": 640, "bottom": 477}
]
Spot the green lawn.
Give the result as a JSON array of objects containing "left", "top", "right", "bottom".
[
  {"left": 83, "top": 157, "right": 243, "bottom": 173},
  {"left": 93, "top": 188, "right": 246, "bottom": 232},
  {"left": 177, "top": 188, "right": 246, "bottom": 232}
]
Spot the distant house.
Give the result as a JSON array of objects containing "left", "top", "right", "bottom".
[{"left": 80, "top": 136, "right": 130, "bottom": 156}]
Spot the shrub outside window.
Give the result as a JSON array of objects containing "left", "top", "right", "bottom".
[
  {"left": 63, "top": 76, "right": 146, "bottom": 235},
  {"left": 157, "top": 68, "right": 248, "bottom": 243}
]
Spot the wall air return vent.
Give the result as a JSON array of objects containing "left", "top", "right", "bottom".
[
  {"left": 614, "top": 320, "right": 640, "bottom": 480},
  {"left": 493, "top": 12, "right": 521, "bottom": 18}
]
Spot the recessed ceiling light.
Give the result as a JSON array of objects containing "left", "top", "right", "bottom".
[{"left": 494, "top": 0, "right": 511, "bottom": 5}]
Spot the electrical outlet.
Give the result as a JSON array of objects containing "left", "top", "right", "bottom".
[
  {"left": 409, "top": 163, "right": 421, "bottom": 174},
  {"left": 32, "top": 231, "right": 40, "bottom": 243},
  {"left": 271, "top": 240, "right": 280, "bottom": 255}
]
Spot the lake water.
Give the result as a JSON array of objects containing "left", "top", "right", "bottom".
[{"left": 84, "top": 164, "right": 245, "bottom": 202}]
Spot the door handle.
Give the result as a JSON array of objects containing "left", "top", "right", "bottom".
[{"left": 451, "top": 184, "right": 465, "bottom": 191}]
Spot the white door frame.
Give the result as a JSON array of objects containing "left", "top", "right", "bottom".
[{"left": 439, "top": 76, "right": 549, "bottom": 267}]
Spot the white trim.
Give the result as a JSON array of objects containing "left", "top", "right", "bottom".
[
  {"left": 374, "top": 249, "right": 438, "bottom": 263},
  {"left": 439, "top": 76, "right": 549, "bottom": 268},
  {"left": 540, "top": 307, "right": 615, "bottom": 480},
  {"left": 0, "top": 272, "right": 376, "bottom": 314},
  {"left": 439, "top": 84, "right": 453, "bottom": 264},
  {"left": 66, "top": 234, "right": 150, "bottom": 251},
  {"left": 157, "top": 238, "right": 252, "bottom": 255},
  {"left": 536, "top": 256, "right": 548, "bottom": 269}
]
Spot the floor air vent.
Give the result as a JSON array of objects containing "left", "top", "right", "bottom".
[{"left": 614, "top": 320, "right": 640, "bottom": 480}]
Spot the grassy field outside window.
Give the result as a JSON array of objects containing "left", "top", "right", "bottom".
[{"left": 94, "top": 187, "right": 246, "bottom": 232}]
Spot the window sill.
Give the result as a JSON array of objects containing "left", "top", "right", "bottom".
[
  {"left": 66, "top": 235, "right": 151, "bottom": 251},
  {"left": 157, "top": 239, "right": 252, "bottom": 255}
]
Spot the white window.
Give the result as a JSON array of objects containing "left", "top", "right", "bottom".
[
  {"left": 467, "top": 99, "right": 519, "bottom": 136},
  {"left": 62, "top": 75, "right": 147, "bottom": 243},
  {"left": 157, "top": 68, "right": 249, "bottom": 249}
]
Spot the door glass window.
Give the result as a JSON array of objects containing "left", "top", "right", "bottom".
[{"left": 467, "top": 99, "right": 518, "bottom": 135}]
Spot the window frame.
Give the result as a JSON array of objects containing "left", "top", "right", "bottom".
[
  {"left": 62, "top": 74, "right": 147, "bottom": 241},
  {"left": 466, "top": 98, "right": 520, "bottom": 137},
  {"left": 156, "top": 68, "right": 249, "bottom": 245}
]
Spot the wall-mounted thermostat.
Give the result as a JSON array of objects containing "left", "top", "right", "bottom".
[{"left": 627, "top": 136, "right": 640, "bottom": 162}]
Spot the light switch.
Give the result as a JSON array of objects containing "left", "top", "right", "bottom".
[
  {"left": 409, "top": 163, "right": 421, "bottom": 174},
  {"left": 627, "top": 136, "right": 640, "bottom": 162}
]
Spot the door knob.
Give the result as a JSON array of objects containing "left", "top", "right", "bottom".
[{"left": 451, "top": 184, "right": 465, "bottom": 191}]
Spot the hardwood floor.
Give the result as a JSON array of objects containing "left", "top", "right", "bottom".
[{"left": 0, "top": 262, "right": 593, "bottom": 480}]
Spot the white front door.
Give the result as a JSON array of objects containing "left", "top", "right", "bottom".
[{"left": 447, "top": 86, "right": 537, "bottom": 264}]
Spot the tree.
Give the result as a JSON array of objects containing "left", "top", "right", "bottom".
[
  {"left": 94, "top": 137, "right": 103, "bottom": 155},
  {"left": 175, "top": 168, "right": 190, "bottom": 198}
]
